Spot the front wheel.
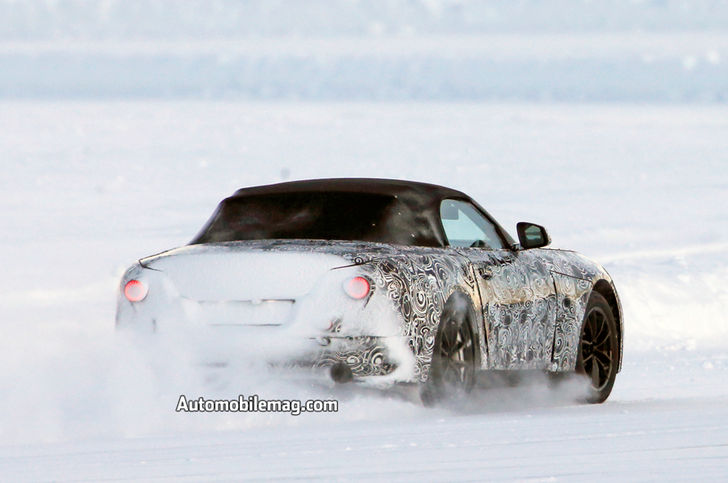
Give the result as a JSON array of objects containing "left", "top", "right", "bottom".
[
  {"left": 421, "top": 297, "right": 477, "bottom": 406},
  {"left": 576, "top": 292, "right": 618, "bottom": 403}
]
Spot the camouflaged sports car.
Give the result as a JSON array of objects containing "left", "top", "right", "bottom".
[{"left": 116, "top": 178, "right": 622, "bottom": 403}]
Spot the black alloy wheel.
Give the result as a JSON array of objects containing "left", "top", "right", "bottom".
[{"left": 576, "top": 292, "right": 618, "bottom": 403}]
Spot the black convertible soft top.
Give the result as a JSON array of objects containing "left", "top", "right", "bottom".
[{"left": 191, "top": 178, "right": 488, "bottom": 247}]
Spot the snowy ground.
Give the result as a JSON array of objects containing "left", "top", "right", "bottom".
[{"left": 1, "top": 101, "right": 727, "bottom": 480}]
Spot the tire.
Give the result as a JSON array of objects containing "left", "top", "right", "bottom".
[
  {"left": 421, "top": 296, "right": 477, "bottom": 406},
  {"left": 576, "top": 291, "right": 619, "bottom": 403}
]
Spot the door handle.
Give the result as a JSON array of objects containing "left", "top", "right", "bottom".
[{"left": 478, "top": 267, "right": 493, "bottom": 280}]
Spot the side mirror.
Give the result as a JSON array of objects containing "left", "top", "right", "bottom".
[{"left": 516, "top": 222, "right": 551, "bottom": 249}]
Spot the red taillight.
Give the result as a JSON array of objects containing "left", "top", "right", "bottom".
[
  {"left": 124, "top": 279, "right": 148, "bottom": 302},
  {"left": 344, "top": 276, "right": 371, "bottom": 300}
]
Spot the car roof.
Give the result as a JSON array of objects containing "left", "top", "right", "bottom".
[
  {"left": 194, "top": 178, "right": 514, "bottom": 248},
  {"left": 230, "top": 178, "right": 469, "bottom": 201}
]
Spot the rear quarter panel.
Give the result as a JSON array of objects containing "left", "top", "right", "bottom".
[{"left": 342, "top": 245, "right": 484, "bottom": 382}]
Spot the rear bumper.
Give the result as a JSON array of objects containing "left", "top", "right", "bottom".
[{"left": 117, "top": 316, "right": 418, "bottom": 386}]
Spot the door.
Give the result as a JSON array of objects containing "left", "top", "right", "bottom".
[{"left": 439, "top": 199, "right": 558, "bottom": 370}]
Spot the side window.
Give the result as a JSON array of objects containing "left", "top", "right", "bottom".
[{"left": 440, "top": 199, "right": 506, "bottom": 249}]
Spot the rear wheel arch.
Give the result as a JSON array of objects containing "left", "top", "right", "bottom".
[{"left": 421, "top": 290, "right": 481, "bottom": 405}]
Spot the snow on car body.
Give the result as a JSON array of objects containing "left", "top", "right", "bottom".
[{"left": 117, "top": 179, "right": 623, "bottom": 402}]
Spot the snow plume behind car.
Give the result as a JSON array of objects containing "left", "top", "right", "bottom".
[
  {"left": 0, "top": 308, "right": 424, "bottom": 445},
  {"left": 0, "top": 316, "right": 593, "bottom": 445},
  {"left": 1, "top": 247, "right": 429, "bottom": 444}
]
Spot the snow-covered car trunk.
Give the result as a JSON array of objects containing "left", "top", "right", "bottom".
[
  {"left": 138, "top": 246, "right": 348, "bottom": 326},
  {"left": 117, "top": 244, "right": 358, "bottom": 332}
]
